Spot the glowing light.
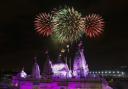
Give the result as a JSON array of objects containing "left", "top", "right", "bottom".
[
  {"left": 52, "top": 63, "right": 67, "bottom": 71},
  {"left": 67, "top": 70, "right": 72, "bottom": 78},
  {"left": 61, "top": 48, "right": 65, "bottom": 53},
  {"left": 15, "top": 83, "right": 18, "bottom": 87},
  {"left": 73, "top": 71, "right": 77, "bottom": 76},
  {"left": 52, "top": 63, "right": 69, "bottom": 77},
  {"left": 66, "top": 44, "right": 70, "bottom": 48},
  {"left": 109, "top": 71, "right": 111, "bottom": 74},
  {"left": 117, "top": 71, "right": 120, "bottom": 73},
  {"left": 84, "top": 14, "right": 105, "bottom": 38},
  {"left": 105, "top": 71, "right": 107, "bottom": 73},
  {"left": 121, "top": 72, "right": 124, "bottom": 75},
  {"left": 20, "top": 70, "right": 27, "bottom": 78},
  {"left": 52, "top": 7, "right": 85, "bottom": 44},
  {"left": 34, "top": 13, "right": 53, "bottom": 37},
  {"left": 112, "top": 71, "right": 115, "bottom": 73}
]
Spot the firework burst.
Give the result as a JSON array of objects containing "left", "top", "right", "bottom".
[
  {"left": 52, "top": 7, "right": 85, "bottom": 44},
  {"left": 34, "top": 13, "right": 53, "bottom": 37},
  {"left": 84, "top": 14, "right": 104, "bottom": 38}
]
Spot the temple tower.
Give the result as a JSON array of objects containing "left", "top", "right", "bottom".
[
  {"left": 42, "top": 50, "right": 53, "bottom": 78},
  {"left": 73, "top": 41, "right": 89, "bottom": 78},
  {"left": 32, "top": 57, "right": 41, "bottom": 79}
]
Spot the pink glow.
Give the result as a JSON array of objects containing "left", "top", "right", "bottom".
[
  {"left": 20, "top": 82, "right": 32, "bottom": 89},
  {"left": 14, "top": 81, "right": 112, "bottom": 89}
]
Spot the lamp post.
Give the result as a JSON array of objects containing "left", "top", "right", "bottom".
[
  {"left": 66, "top": 44, "right": 72, "bottom": 71},
  {"left": 66, "top": 44, "right": 69, "bottom": 67}
]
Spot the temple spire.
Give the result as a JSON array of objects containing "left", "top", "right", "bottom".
[
  {"left": 32, "top": 56, "right": 41, "bottom": 79},
  {"left": 73, "top": 41, "right": 89, "bottom": 78},
  {"left": 43, "top": 50, "right": 53, "bottom": 78}
]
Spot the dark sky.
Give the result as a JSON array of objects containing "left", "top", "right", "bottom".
[{"left": 0, "top": 0, "right": 128, "bottom": 71}]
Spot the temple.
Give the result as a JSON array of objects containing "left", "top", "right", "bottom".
[
  {"left": 49, "top": 41, "right": 89, "bottom": 78},
  {"left": 12, "top": 42, "right": 112, "bottom": 89}
]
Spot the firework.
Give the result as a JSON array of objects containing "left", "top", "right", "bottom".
[
  {"left": 52, "top": 7, "right": 85, "bottom": 44},
  {"left": 84, "top": 14, "right": 104, "bottom": 38},
  {"left": 34, "top": 13, "right": 53, "bottom": 37}
]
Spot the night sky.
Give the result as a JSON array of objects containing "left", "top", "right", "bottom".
[{"left": 0, "top": 0, "right": 128, "bottom": 71}]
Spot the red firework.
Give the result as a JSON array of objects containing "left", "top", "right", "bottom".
[
  {"left": 84, "top": 14, "right": 104, "bottom": 38},
  {"left": 34, "top": 13, "right": 53, "bottom": 37}
]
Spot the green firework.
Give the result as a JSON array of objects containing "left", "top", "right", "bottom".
[{"left": 52, "top": 7, "right": 85, "bottom": 44}]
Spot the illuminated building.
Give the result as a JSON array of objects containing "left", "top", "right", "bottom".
[{"left": 12, "top": 42, "right": 112, "bottom": 89}]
